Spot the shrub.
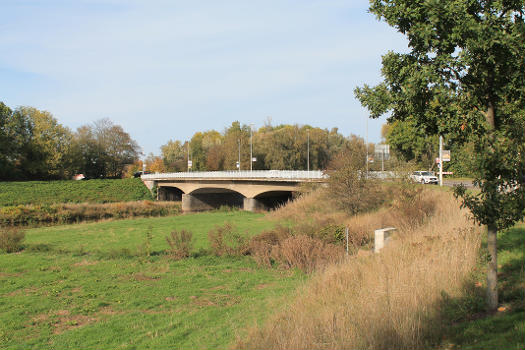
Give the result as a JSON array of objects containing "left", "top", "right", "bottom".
[
  {"left": 166, "top": 229, "right": 193, "bottom": 260},
  {"left": 270, "top": 235, "right": 345, "bottom": 273},
  {"left": 0, "top": 201, "right": 181, "bottom": 227},
  {"left": 208, "top": 223, "right": 248, "bottom": 257},
  {"left": 0, "top": 228, "right": 25, "bottom": 253},
  {"left": 327, "top": 144, "right": 386, "bottom": 215},
  {"left": 388, "top": 183, "right": 436, "bottom": 229},
  {"left": 248, "top": 226, "right": 292, "bottom": 267}
]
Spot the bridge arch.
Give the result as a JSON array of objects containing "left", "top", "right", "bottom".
[
  {"left": 253, "top": 190, "right": 295, "bottom": 210},
  {"left": 157, "top": 186, "right": 184, "bottom": 201}
]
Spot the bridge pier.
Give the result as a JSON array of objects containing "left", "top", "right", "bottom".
[
  {"left": 182, "top": 194, "right": 214, "bottom": 212},
  {"left": 243, "top": 198, "right": 266, "bottom": 212}
]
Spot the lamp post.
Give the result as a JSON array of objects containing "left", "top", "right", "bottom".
[
  {"left": 238, "top": 138, "right": 241, "bottom": 172},
  {"left": 365, "top": 116, "right": 369, "bottom": 176},
  {"left": 250, "top": 125, "right": 253, "bottom": 171},
  {"left": 307, "top": 129, "right": 310, "bottom": 172}
]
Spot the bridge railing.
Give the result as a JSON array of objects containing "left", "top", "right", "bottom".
[{"left": 141, "top": 170, "right": 327, "bottom": 180}]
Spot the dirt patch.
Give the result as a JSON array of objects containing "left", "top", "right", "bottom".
[
  {"left": 53, "top": 313, "right": 98, "bottom": 334},
  {"left": 165, "top": 296, "right": 177, "bottom": 301},
  {"left": 255, "top": 283, "right": 274, "bottom": 290},
  {"left": 190, "top": 294, "right": 240, "bottom": 308},
  {"left": 71, "top": 287, "right": 82, "bottom": 293},
  {"left": 0, "top": 272, "right": 23, "bottom": 278},
  {"left": 6, "top": 286, "right": 40, "bottom": 297},
  {"left": 73, "top": 259, "right": 99, "bottom": 267},
  {"left": 29, "top": 313, "right": 49, "bottom": 325},
  {"left": 133, "top": 273, "right": 161, "bottom": 281},
  {"left": 54, "top": 310, "right": 70, "bottom": 316},
  {"left": 97, "top": 306, "right": 123, "bottom": 316},
  {"left": 203, "top": 285, "right": 226, "bottom": 291}
]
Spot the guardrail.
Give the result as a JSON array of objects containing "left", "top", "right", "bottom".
[{"left": 141, "top": 170, "right": 327, "bottom": 180}]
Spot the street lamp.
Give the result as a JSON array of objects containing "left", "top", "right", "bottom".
[
  {"left": 307, "top": 129, "right": 310, "bottom": 172},
  {"left": 237, "top": 138, "right": 241, "bottom": 172},
  {"left": 250, "top": 124, "right": 253, "bottom": 171}
]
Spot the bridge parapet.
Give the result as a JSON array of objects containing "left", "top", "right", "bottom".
[{"left": 141, "top": 170, "right": 327, "bottom": 181}]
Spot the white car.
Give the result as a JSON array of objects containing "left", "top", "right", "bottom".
[{"left": 410, "top": 171, "right": 438, "bottom": 184}]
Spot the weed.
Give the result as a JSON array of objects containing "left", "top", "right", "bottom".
[
  {"left": 166, "top": 229, "right": 193, "bottom": 260},
  {"left": 0, "top": 227, "right": 25, "bottom": 253},
  {"left": 137, "top": 226, "right": 153, "bottom": 257},
  {"left": 270, "top": 235, "right": 345, "bottom": 273},
  {"left": 208, "top": 222, "right": 248, "bottom": 256}
]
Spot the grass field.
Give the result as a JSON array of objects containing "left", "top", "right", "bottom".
[
  {"left": 0, "top": 179, "right": 153, "bottom": 206},
  {"left": 0, "top": 211, "right": 305, "bottom": 349}
]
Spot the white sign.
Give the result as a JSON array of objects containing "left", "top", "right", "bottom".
[
  {"left": 442, "top": 150, "right": 451, "bottom": 162},
  {"left": 187, "top": 160, "right": 192, "bottom": 167},
  {"left": 252, "top": 157, "right": 257, "bottom": 162}
]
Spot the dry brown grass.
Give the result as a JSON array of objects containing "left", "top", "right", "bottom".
[
  {"left": 237, "top": 189, "right": 481, "bottom": 350},
  {"left": 166, "top": 229, "right": 193, "bottom": 260}
]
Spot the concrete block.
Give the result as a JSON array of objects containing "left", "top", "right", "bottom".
[{"left": 374, "top": 227, "right": 396, "bottom": 253}]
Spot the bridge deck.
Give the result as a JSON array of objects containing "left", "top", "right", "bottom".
[{"left": 141, "top": 170, "right": 327, "bottom": 181}]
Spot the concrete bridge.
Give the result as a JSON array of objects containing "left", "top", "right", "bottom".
[{"left": 141, "top": 170, "right": 327, "bottom": 212}]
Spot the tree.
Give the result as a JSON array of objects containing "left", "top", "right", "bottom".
[
  {"left": 161, "top": 140, "right": 187, "bottom": 172},
  {"left": 327, "top": 135, "right": 383, "bottom": 214},
  {"left": 0, "top": 102, "right": 27, "bottom": 179},
  {"left": 14, "top": 107, "right": 73, "bottom": 179},
  {"left": 385, "top": 119, "right": 438, "bottom": 169},
  {"left": 355, "top": 0, "right": 525, "bottom": 310},
  {"left": 71, "top": 118, "right": 140, "bottom": 178}
]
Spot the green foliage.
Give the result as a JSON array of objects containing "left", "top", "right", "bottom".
[
  {"left": 0, "top": 228, "right": 25, "bottom": 253},
  {"left": 0, "top": 178, "right": 152, "bottom": 206},
  {"left": 70, "top": 118, "right": 140, "bottom": 179},
  {"left": 0, "top": 211, "right": 303, "bottom": 349},
  {"left": 160, "top": 121, "right": 349, "bottom": 172},
  {"left": 385, "top": 119, "right": 438, "bottom": 169},
  {"left": 356, "top": 0, "right": 525, "bottom": 231}
]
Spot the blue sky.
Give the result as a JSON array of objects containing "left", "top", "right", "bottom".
[{"left": 0, "top": 0, "right": 408, "bottom": 156}]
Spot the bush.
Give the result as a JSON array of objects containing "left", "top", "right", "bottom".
[
  {"left": 166, "top": 229, "right": 193, "bottom": 260},
  {"left": 327, "top": 143, "right": 386, "bottom": 215},
  {"left": 248, "top": 226, "right": 292, "bottom": 267},
  {"left": 270, "top": 235, "right": 345, "bottom": 273},
  {"left": 208, "top": 223, "right": 248, "bottom": 257},
  {"left": 0, "top": 201, "right": 181, "bottom": 227},
  {"left": 388, "top": 183, "right": 436, "bottom": 229},
  {"left": 0, "top": 228, "right": 25, "bottom": 253}
]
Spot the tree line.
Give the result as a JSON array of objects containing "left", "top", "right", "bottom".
[
  {"left": 128, "top": 121, "right": 363, "bottom": 175},
  {"left": 0, "top": 102, "right": 140, "bottom": 180}
]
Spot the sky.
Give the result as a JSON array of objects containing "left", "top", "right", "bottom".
[{"left": 0, "top": 0, "right": 409, "bottom": 156}]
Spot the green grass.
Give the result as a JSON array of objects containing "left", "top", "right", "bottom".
[
  {"left": 0, "top": 211, "right": 304, "bottom": 349},
  {"left": 439, "top": 223, "right": 525, "bottom": 350},
  {"left": 0, "top": 179, "right": 153, "bottom": 206}
]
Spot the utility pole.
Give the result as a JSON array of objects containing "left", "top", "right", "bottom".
[
  {"left": 365, "top": 117, "right": 369, "bottom": 176},
  {"left": 381, "top": 149, "right": 384, "bottom": 172},
  {"left": 250, "top": 125, "right": 253, "bottom": 171},
  {"left": 439, "top": 135, "right": 443, "bottom": 186},
  {"left": 238, "top": 138, "right": 241, "bottom": 172},
  {"left": 187, "top": 142, "right": 190, "bottom": 172},
  {"left": 307, "top": 129, "right": 310, "bottom": 172}
]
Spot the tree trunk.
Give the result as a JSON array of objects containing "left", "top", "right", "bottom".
[
  {"left": 485, "top": 100, "right": 498, "bottom": 311},
  {"left": 487, "top": 223, "right": 498, "bottom": 311}
]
